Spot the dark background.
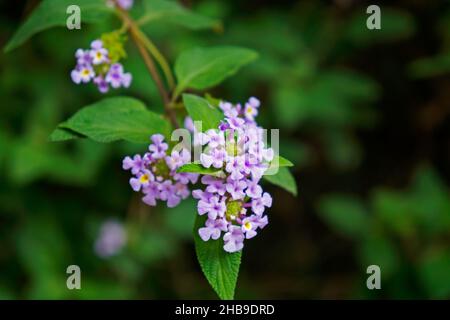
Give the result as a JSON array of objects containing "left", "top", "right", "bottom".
[{"left": 0, "top": 0, "right": 449, "bottom": 299}]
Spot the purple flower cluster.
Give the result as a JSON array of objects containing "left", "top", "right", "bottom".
[
  {"left": 122, "top": 97, "right": 274, "bottom": 253},
  {"left": 94, "top": 219, "right": 127, "bottom": 258},
  {"left": 193, "top": 97, "right": 274, "bottom": 253},
  {"left": 122, "top": 134, "right": 198, "bottom": 208},
  {"left": 71, "top": 40, "right": 131, "bottom": 93}
]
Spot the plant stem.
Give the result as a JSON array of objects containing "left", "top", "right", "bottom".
[
  {"left": 135, "top": 28, "right": 175, "bottom": 90},
  {"left": 119, "top": 23, "right": 175, "bottom": 91},
  {"left": 115, "top": 4, "right": 179, "bottom": 128}
]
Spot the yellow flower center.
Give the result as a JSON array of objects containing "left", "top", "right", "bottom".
[
  {"left": 81, "top": 69, "right": 90, "bottom": 76},
  {"left": 244, "top": 221, "right": 252, "bottom": 230},
  {"left": 139, "top": 174, "right": 149, "bottom": 184}
]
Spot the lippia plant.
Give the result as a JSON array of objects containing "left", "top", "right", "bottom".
[{"left": 5, "top": 0, "right": 297, "bottom": 299}]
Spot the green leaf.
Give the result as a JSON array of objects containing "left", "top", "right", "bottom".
[
  {"left": 419, "top": 250, "right": 450, "bottom": 298},
  {"left": 409, "top": 54, "right": 450, "bottom": 78},
  {"left": 55, "top": 97, "right": 171, "bottom": 143},
  {"left": 276, "top": 155, "right": 294, "bottom": 167},
  {"left": 49, "top": 127, "right": 84, "bottom": 142},
  {"left": 372, "top": 189, "right": 415, "bottom": 237},
  {"left": 194, "top": 215, "right": 241, "bottom": 300},
  {"left": 268, "top": 155, "right": 293, "bottom": 168},
  {"left": 317, "top": 194, "right": 369, "bottom": 238},
  {"left": 177, "top": 163, "right": 222, "bottom": 176},
  {"left": 263, "top": 167, "right": 297, "bottom": 196},
  {"left": 4, "top": 0, "right": 113, "bottom": 53},
  {"left": 141, "top": 0, "right": 221, "bottom": 31},
  {"left": 264, "top": 155, "right": 294, "bottom": 176},
  {"left": 359, "top": 234, "right": 400, "bottom": 277},
  {"left": 410, "top": 166, "right": 450, "bottom": 235},
  {"left": 182, "top": 94, "right": 223, "bottom": 131},
  {"left": 174, "top": 46, "right": 258, "bottom": 97}
]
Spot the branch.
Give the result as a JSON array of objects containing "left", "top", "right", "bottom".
[{"left": 115, "top": 5, "right": 179, "bottom": 128}]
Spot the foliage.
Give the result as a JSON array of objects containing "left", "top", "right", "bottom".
[
  {"left": 0, "top": 0, "right": 448, "bottom": 300},
  {"left": 318, "top": 167, "right": 450, "bottom": 298}
]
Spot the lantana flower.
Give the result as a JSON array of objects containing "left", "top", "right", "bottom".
[
  {"left": 122, "top": 134, "right": 198, "bottom": 208},
  {"left": 192, "top": 97, "right": 274, "bottom": 253},
  {"left": 71, "top": 39, "right": 132, "bottom": 93},
  {"left": 123, "top": 96, "right": 274, "bottom": 253}
]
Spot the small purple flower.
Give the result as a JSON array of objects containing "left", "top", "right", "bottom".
[
  {"left": 71, "top": 65, "right": 95, "bottom": 84},
  {"left": 75, "top": 49, "right": 92, "bottom": 65},
  {"left": 223, "top": 226, "right": 245, "bottom": 253},
  {"left": 198, "top": 196, "right": 226, "bottom": 220},
  {"left": 244, "top": 102, "right": 258, "bottom": 121},
  {"left": 198, "top": 218, "right": 228, "bottom": 241},
  {"left": 90, "top": 42, "right": 109, "bottom": 65},
  {"left": 248, "top": 97, "right": 260, "bottom": 108},
  {"left": 184, "top": 116, "right": 196, "bottom": 133},
  {"left": 174, "top": 172, "right": 198, "bottom": 184},
  {"left": 225, "top": 156, "right": 244, "bottom": 180},
  {"left": 129, "top": 170, "right": 153, "bottom": 191},
  {"left": 201, "top": 175, "right": 226, "bottom": 196},
  {"left": 122, "top": 154, "right": 148, "bottom": 175},
  {"left": 251, "top": 192, "right": 272, "bottom": 215},
  {"left": 218, "top": 121, "right": 230, "bottom": 131},
  {"left": 249, "top": 142, "right": 274, "bottom": 163},
  {"left": 219, "top": 101, "right": 234, "bottom": 114},
  {"left": 249, "top": 163, "right": 268, "bottom": 180},
  {"left": 223, "top": 105, "right": 239, "bottom": 119},
  {"left": 94, "top": 75, "right": 109, "bottom": 93},
  {"left": 148, "top": 134, "right": 168, "bottom": 159},
  {"left": 225, "top": 178, "right": 247, "bottom": 200},
  {"left": 165, "top": 149, "right": 190, "bottom": 171},
  {"left": 167, "top": 195, "right": 181, "bottom": 208},
  {"left": 227, "top": 115, "right": 245, "bottom": 130},
  {"left": 193, "top": 189, "right": 213, "bottom": 202},
  {"left": 94, "top": 220, "right": 127, "bottom": 258},
  {"left": 91, "top": 39, "right": 103, "bottom": 50},
  {"left": 142, "top": 182, "right": 159, "bottom": 206},
  {"left": 245, "top": 179, "right": 262, "bottom": 198},
  {"left": 156, "top": 181, "right": 181, "bottom": 208},
  {"left": 241, "top": 154, "right": 257, "bottom": 175},
  {"left": 205, "top": 129, "right": 225, "bottom": 149},
  {"left": 193, "top": 131, "right": 209, "bottom": 146},
  {"left": 200, "top": 148, "right": 226, "bottom": 169},
  {"left": 174, "top": 182, "right": 190, "bottom": 199},
  {"left": 105, "top": 63, "right": 132, "bottom": 88},
  {"left": 241, "top": 214, "right": 268, "bottom": 239}
]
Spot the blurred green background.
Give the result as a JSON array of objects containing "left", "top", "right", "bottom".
[{"left": 0, "top": 0, "right": 449, "bottom": 299}]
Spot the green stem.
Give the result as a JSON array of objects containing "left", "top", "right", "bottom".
[
  {"left": 116, "top": 13, "right": 175, "bottom": 91},
  {"left": 134, "top": 28, "right": 175, "bottom": 91},
  {"left": 114, "top": 5, "right": 179, "bottom": 128}
]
